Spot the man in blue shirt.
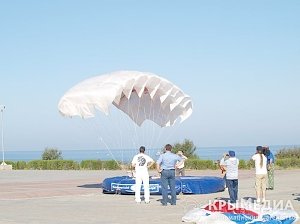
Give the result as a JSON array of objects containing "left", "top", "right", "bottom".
[
  {"left": 263, "top": 146, "right": 275, "bottom": 190},
  {"left": 156, "top": 144, "right": 182, "bottom": 206}
]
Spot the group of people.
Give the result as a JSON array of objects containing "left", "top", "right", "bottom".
[
  {"left": 131, "top": 144, "right": 185, "bottom": 206},
  {"left": 131, "top": 144, "right": 275, "bottom": 206},
  {"left": 219, "top": 146, "right": 275, "bottom": 204}
]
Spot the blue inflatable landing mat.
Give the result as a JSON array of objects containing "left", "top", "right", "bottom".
[{"left": 102, "top": 176, "right": 225, "bottom": 195}]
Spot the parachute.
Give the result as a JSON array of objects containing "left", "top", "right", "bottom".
[
  {"left": 58, "top": 71, "right": 193, "bottom": 127},
  {"left": 182, "top": 200, "right": 299, "bottom": 224}
]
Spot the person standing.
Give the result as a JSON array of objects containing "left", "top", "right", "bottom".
[
  {"left": 176, "top": 151, "right": 188, "bottom": 176},
  {"left": 219, "top": 153, "right": 230, "bottom": 188},
  {"left": 131, "top": 146, "right": 154, "bottom": 204},
  {"left": 156, "top": 144, "right": 182, "bottom": 206},
  {"left": 224, "top": 151, "right": 239, "bottom": 203},
  {"left": 252, "top": 146, "right": 268, "bottom": 204},
  {"left": 263, "top": 146, "right": 275, "bottom": 190}
]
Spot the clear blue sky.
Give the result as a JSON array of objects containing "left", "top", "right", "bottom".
[{"left": 0, "top": 0, "right": 299, "bottom": 151}]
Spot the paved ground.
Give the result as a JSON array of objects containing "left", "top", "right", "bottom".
[{"left": 0, "top": 169, "right": 299, "bottom": 224}]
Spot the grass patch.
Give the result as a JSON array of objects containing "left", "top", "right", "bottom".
[{"left": 275, "top": 147, "right": 300, "bottom": 159}]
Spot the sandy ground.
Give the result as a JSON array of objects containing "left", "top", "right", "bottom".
[{"left": 0, "top": 169, "right": 299, "bottom": 224}]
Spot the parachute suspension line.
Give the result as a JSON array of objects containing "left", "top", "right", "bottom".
[
  {"left": 134, "top": 92, "right": 142, "bottom": 146},
  {"left": 149, "top": 96, "right": 158, "bottom": 153},
  {"left": 115, "top": 113, "right": 125, "bottom": 164},
  {"left": 85, "top": 117, "right": 114, "bottom": 160},
  {"left": 99, "top": 136, "right": 123, "bottom": 170},
  {"left": 112, "top": 107, "right": 131, "bottom": 163},
  {"left": 142, "top": 103, "right": 148, "bottom": 148},
  {"left": 130, "top": 91, "right": 142, "bottom": 152},
  {"left": 114, "top": 102, "right": 141, "bottom": 164},
  {"left": 108, "top": 104, "right": 140, "bottom": 165},
  {"left": 66, "top": 117, "right": 114, "bottom": 164},
  {"left": 158, "top": 106, "right": 178, "bottom": 146},
  {"left": 161, "top": 120, "right": 182, "bottom": 147},
  {"left": 147, "top": 96, "right": 159, "bottom": 152},
  {"left": 116, "top": 104, "right": 137, "bottom": 164},
  {"left": 139, "top": 90, "right": 154, "bottom": 151},
  {"left": 146, "top": 107, "right": 153, "bottom": 152},
  {"left": 126, "top": 92, "right": 139, "bottom": 159},
  {"left": 105, "top": 110, "right": 123, "bottom": 164},
  {"left": 151, "top": 96, "right": 166, "bottom": 150},
  {"left": 73, "top": 117, "right": 113, "bottom": 155},
  {"left": 84, "top": 112, "right": 123, "bottom": 167}
]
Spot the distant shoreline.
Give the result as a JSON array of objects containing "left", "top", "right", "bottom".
[{"left": 4, "top": 144, "right": 299, "bottom": 163}]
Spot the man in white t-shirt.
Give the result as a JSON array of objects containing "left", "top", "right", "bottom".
[
  {"left": 224, "top": 150, "right": 239, "bottom": 203},
  {"left": 131, "top": 146, "right": 154, "bottom": 203},
  {"left": 251, "top": 146, "right": 268, "bottom": 204}
]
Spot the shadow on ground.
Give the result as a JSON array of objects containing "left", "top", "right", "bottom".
[
  {"left": 292, "top": 193, "right": 300, "bottom": 201},
  {"left": 214, "top": 197, "right": 230, "bottom": 202},
  {"left": 242, "top": 197, "right": 256, "bottom": 203},
  {"left": 77, "top": 183, "right": 102, "bottom": 188},
  {"left": 213, "top": 197, "right": 257, "bottom": 203}
]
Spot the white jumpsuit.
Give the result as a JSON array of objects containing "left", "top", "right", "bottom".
[{"left": 131, "top": 153, "right": 154, "bottom": 203}]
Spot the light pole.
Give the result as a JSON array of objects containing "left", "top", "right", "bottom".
[{"left": 0, "top": 105, "right": 6, "bottom": 165}]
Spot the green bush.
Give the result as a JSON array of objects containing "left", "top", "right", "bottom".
[
  {"left": 275, "top": 147, "right": 300, "bottom": 159},
  {"left": 81, "top": 160, "right": 103, "bottom": 170},
  {"left": 237, "top": 160, "right": 254, "bottom": 169},
  {"left": 101, "top": 160, "right": 121, "bottom": 170},
  {"left": 27, "top": 160, "right": 79, "bottom": 170},
  {"left": 185, "top": 159, "right": 254, "bottom": 170},
  {"left": 247, "top": 159, "right": 255, "bottom": 169},
  {"left": 42, "top": 148, "right": 63, "bottom": 160},
  {"left": 3, "top": 161, "right": 27, "bottom": 169},
  {"left": 27, "top": 160, "right": 43, "bottom": 170},
  {"left": 185, "top": 159, "right": 217, "bottom": 170},
  {"left": 14, "top": 161, "right": 27, "bottom": 170},
  {"left": 238, "top": 160, "right": 247, "bottom": 169},
  {"left": 275, "top": 158, "right": 300, "bottom": 169},
  {"left": 5, "top": 156, "right": 300, "bottom": 170}
]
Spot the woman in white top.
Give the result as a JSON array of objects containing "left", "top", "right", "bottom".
[{"left": 251, "top": 146, "right": 268, "bottom": 204}]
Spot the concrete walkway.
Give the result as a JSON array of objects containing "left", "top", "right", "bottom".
[{"left": 0, "top": 169, "right": 299, "bottom": 224}]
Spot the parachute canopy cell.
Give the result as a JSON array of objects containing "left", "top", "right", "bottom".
[{"left": 58, "top": 71, "right": 193, "bottom": 127}]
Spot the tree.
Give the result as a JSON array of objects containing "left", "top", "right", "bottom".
[
  {"left": 42, "top": 147, "right": 63, "bottom": 160},
  {"left": 172, "top": 139, "right": 197, "bottom": 158}
]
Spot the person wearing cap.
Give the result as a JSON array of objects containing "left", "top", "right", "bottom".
[
  {"left": 175, "top": 151, "right": 188, "bottom": 176},
  {"left": 156, "top": 144, "right": 183, "bottom": 206},
  {"left": 131, "top": 146, "right": 154, "bottom": 204},
  {"left": 224, "top": 150, "right": 239, "bottom": 203},
  {"left": 252, "top": 146, "right": 267, "bottom": 204}
]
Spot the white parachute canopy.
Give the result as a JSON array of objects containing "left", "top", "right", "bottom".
[{"left": 58, "top": 71, "right": 193, "bottom": 127}]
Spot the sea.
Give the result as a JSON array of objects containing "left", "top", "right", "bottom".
[{"left": 3, "top": 145, "right": 298, "bottom": 163}]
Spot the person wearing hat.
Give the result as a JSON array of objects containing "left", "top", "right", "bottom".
[
  {"left": 224, "top": 150, "right": 239, "bottom": 203},
  {"left": 175, "top": 151, "right": 188, "bottom": 176}
]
